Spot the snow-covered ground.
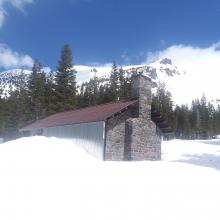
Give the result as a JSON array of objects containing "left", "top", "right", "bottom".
[{"left": 0, "top": 137, "right": 220, "bottom": 220}]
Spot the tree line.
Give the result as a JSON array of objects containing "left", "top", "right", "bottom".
[
  {"left": 152, "top": 83, "right": 220, "bottom": 139},
  {"left": 0, "top": 44, "right": 220, "bottom": 140}
]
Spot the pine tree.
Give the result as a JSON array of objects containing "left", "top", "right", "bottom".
[
  {"left": 2, "top": 78, "right": 31, "bottom": 141},
  {"left": 152, "top": 83, "right": 174, "bottom": 125},
  {"left": 207, "top": 101, "right": 215, "bottom": 136},
  {"left": 199, "top": 94, "right": 209, "bottom": 138},
  {"left": 109, "top": 62, "right": 120, "bottom": 101},
  {"left": 45, "top": 71, "right": 57, "bottom": 115},
  {"left": 0, "top": 95, "right": 5, "bottom": 137},
  {"left": 28, "top": 60, "right": 47, "bottom": 120},
  {"left": 16, "top": 70, "right": 32, "bottom": 126},
  {"left": 2, "top": 95, "right": 19, "bottom": 140},
  {"left": 118, "top": 67, "right": 131, "bottom": 100},
  {"left": 215, "top": 105, "right": 220, "bottom": 134},
  {"left": 55, "top": 44, "right": 77, "bottom": 111},
  {"left": 174, "top": 104, "right": 191, "bottom": 139},
  {"left": 77, "top": 82, "right": 87, "bottom": 107}
]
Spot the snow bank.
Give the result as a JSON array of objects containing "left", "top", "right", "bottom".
[{"left": 0, "top": 137, "right": 220, "bottom": 220}]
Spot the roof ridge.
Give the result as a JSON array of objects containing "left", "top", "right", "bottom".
[
  {"left": 20, "top": 99, "right": 138, "bottom": 131},
  {"left": 47, "top": 100, "right": 137, "bottom": 116}
]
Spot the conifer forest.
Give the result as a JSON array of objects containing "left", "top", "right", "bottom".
[{"left": 0, "top": 44, "right": 220, "bottom": 141}]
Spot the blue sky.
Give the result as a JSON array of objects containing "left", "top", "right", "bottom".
[{"left": 1, "top": 0, "right": 220, "bottom": 70}]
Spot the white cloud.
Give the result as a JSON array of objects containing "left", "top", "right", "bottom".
[
  {"left": 144, "top": 42, "right": 220, "bottom": 105},
  {"left": 0, "top": 44, "right": 33, "bottom": 69},
  {"left": 0, "top": 0, "right": 33, "bottom": 28},
  {"left": 121, "top": 50, "right": 131, "bottom": 64},
  {"left": 0, "top": 7, "right": 5, "bottom": 27}
]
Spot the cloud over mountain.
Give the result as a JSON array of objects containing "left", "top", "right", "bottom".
[{"left": 0, "top": 44, "right": 33, "bottom": 68}]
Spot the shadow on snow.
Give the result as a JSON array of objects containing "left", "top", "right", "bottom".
[
  {"left": 175, "top": 153, "right": 220, "bottom": 171},
  {"left": 195, "top": 140, "right": 220, "bottom": 146}
]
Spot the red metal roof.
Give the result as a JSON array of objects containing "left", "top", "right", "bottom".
[{"left": 20, "top": 100, "right": 137, "bottom": 131}]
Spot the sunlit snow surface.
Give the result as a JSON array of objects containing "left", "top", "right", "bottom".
[{"left": 0, "top": 137, "right": 220, "bottom": 220}]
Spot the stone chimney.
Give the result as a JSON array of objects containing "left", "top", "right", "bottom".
[
  {"left": 131, "top": 73, "right": 152, "bottom": 120},
  {"left": 124, "top": 73, "right": 161, "bottom": 161}
]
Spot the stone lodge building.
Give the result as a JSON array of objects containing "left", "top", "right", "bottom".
[{"left": 20, "top": 74, "right": 169, "bottom": 161}]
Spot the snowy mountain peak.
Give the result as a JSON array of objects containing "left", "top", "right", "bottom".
[
  {"left": 159, "top": 58, "right": 172, "bottom": 65},
  {"left": 0, "top": 67, "right": 51, "bottom": 79},
  {"left": 0, "top": 69, "right": 31, "bottom": 78},
  {"left": 123, "top": 58, "right": 185, "bottom": 90},
  {"left": 149, "top": 58, "right": 185, "bottom": 77}
]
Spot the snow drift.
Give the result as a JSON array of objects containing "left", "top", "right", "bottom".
[{"left": 0, "top": 137, "right": 220, "bottom": 220}]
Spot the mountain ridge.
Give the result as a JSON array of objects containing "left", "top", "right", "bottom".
[{"left": 0, "top": 58, "right": 186, "bottom": 104}]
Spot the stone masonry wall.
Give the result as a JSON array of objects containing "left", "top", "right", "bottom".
[
  {"left": 104, "top": 108, "right": 135, "bottom": 161},
  {"left": 124, "top": 118, "right": 161, "bottom": 160}
]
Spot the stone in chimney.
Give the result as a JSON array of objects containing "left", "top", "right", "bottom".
[
  {"left": 131, "top": 73, "right": 152, "bottom": 120},
  {"left": 124, "top": 73, "right": 161, "bottom": 161}
]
